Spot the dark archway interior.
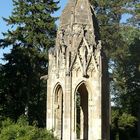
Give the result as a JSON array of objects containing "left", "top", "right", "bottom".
[
  {"left": 76, "top": 83, "right": 88, "bottom": 140},
  {"left": 55, "top": 85, "right": 63, "bottom": 139}
]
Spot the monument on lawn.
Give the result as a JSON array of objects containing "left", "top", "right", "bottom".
[{"left": 46, "top": 0, "right": 110, "bottom": 139}]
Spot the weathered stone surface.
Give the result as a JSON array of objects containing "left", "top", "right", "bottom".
[{"left": 46, "top": 0, "right": 110, "bottom": 140}]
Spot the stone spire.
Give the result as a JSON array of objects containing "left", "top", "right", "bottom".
[
  {"left": 60, "top": 0, "right": 76, "bottom": 26},
  {"left": 58, "top": 0, "right": 98, "bottom": 54},
  {"left": 60, "top": 0, "right": 94, "bottom": 27}
]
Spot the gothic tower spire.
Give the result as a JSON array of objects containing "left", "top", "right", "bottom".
[
  {"left": 46, "top": 0, "right": 110, "bottom": 140},
  {"left": 60, "top": 0, "right": 94, "bottom": 26}
]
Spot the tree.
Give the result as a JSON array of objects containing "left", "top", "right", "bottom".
[
  {"left": 0, "top": 0, "right": 59, "bottom": 127},
  {"left": 0, "top": 116, "right": 58, "bottom": 140},
  {"left": 113, "top": 27, "right": 140, "bottom": 138},
  {"left": 111, "top": 108, "right": 137, "bottom": 140},
  {"left": 90, "top": 0, "right": 139, "bottom": 57},
  {"left": 90, "top": 0, "right": 140, "bottom": 138},
  {"left": 127, "top": 1, "right": 140, "bottom": 27}
]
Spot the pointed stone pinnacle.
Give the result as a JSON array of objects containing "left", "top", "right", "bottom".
[{"left": 60, "top": 0, "right": 93, "bottom": 26}]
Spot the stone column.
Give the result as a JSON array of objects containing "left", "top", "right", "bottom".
[
  {"left": 88, "top": 96, "right": 93, "bottom": 140},
  {"left": 63, "top": 75, "right": 72, "bottom": 140},
  {"left": 71, "top": 84, "right": 77, "bottom": 140},
  {"left": 46, "top": 79, "right": 53, "bottom": 130},
  {"left": 88, "top": 76, "right": 102, "bottom": 140}
]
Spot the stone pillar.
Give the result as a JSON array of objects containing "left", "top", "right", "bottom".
[
  {"left": 63, "top": 75, "right": 72, "bottom": 140},
  {"left": 71, "top": 84, "right": 77, "bottom": 140},
  {"left": 88, "top": 75, "right": 102, "bottom": 140},
  {"left": 88, "top": 97, "right": 93, "bottom": 140},
  {"left": 46, "top": 79, "right": 53, "bottom": 130}
]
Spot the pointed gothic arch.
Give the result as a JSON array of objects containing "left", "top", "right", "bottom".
[
  {"left": 54, "top": 84, "right": 63, "bottom": 139},
  {"left": 74, "top": 82, "right": 89, "bottom": 140}
]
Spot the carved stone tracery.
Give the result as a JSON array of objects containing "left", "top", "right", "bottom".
[{"left": 53, "top": 13, "right": 102, "bottom": 77}]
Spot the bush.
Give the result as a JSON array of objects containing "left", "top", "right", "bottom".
[
  {"left": 0, "top": 116, "right": 58, "bottom": 140},
  {"left": 111, "top": 109, "right": 137, "bottom": 140}
]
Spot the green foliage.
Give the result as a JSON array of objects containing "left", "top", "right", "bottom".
[
  {"left": 112, "top": 27, "right": 140, "bottom": 114},
  {"left": 111, "top": 108, "right": 137, "bottom": 140},
  {"left": 119, "top": 113, "right": 137, "bottom": 130},
  {"left": 90, "top": 0, "right": 134, "bottom": 58},
  {"left": 0, "top": 0, "right": 59, "bottom": 127},
  {"left": 0, "top": 116, "right": 58, "bottom": 140},
  {"left": 111, "top": 109, "right": 120, "bottom": 130}
]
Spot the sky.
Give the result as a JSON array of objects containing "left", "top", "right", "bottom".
[
  {"left": 0, "top": 0, "right": 13, "bottom": 63},
  {"left": 0, "top": 0, "right": 68, "bottom": 64}
]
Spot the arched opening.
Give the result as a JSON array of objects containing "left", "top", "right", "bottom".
[
  {"left": 76, "top": 83, "right": 88, "bottom": 140},
  {"left": 54, "top": 85, "right": 63, "bottom": 139}
]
